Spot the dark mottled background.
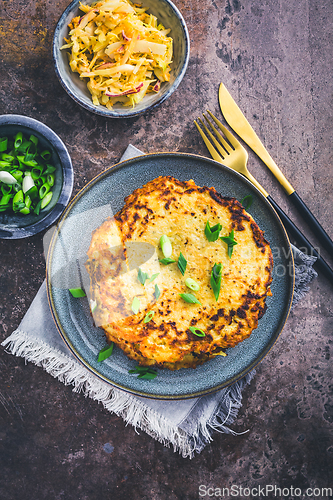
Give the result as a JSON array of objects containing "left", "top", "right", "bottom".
[{"left": 1, "top": 0, "right": 332, "bottom": 498}]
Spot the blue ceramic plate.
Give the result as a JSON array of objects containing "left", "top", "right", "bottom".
[{"left": 46, "top": 153, "right": 294, "bottom": 399}]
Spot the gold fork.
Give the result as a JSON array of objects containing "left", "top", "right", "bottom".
[
  {"left": 194, "top": 110, "right": 333, "bottom": 284},
  {"left": 195, "top": 111, "right": 268, "bottom": 198}
]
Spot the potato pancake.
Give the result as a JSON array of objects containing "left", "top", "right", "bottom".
[{"left": 85, "top": 176, "right": 273, "bottom": 370}]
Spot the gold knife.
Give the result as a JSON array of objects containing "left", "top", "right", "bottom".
[{"left": 218, "top": 83, "right": 333, "bottom": 255}]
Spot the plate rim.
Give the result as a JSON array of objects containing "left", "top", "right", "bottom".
[{"left": 46, "top": 151, "right": 295, "bottom": 400}]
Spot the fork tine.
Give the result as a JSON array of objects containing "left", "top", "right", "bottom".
[
  {"left": 198, "top": 117, "right": 229, "bottom": 159},
  {"left": 194, "top": 120, "right": 224, "bottom": 163},
  {"left": 202, "top": 114, "right": 233, "bottom": 155},
  {"left": 206, "top": 110, "right": 242, "bottom": 150}
]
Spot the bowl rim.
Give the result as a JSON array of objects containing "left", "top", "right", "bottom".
[
  {"left": 0, "top": 114, "right": 74, "bottom": 239},
  {"left": 52, "top": 0, "right": 190, "bottom": 118}
]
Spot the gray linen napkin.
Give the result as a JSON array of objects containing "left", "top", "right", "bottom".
[{"left": 1, "top": 145, "right": 317, "bottom": 458}]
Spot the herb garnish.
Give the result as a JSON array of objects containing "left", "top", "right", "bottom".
[
  {"left": 128, "top": 366, "right": 158, "bottom": 380},
  {"left": 179, "top": 293, "right": 201, "bottom": 305},
  {"left": 69, "top": 288, "right": 86, "bottom": 298},
  {"left": 220, "top": 229, "right": 238, "bottom": 258},
  {"left": 138, "top": 267, "right": 149, "bottom": 285},
  {"left": 144, "top": 311, "right": 155, "bottom": 323},
  {"left": 159, "top": 257, "right": 176, "bottom": 265},
  {"left": 154, "top": 284, "right": 161, "bottom": 300},
  {"left": 148, "top": 273, "right": 160, "bottom": 283},
  {"left": 210, "top": 263, "right": 223, "bottom": 301},
  {"left": 189, "top": 326, "right": 206, "bottom": 337},
  {"left": 159, "top": 234, "right": 172, "bottom": 258},
  {"left": 97, "top": 343, "right": 114, "bottom": 362},
  {"left": 241, "top": 194, "right": 253, "bottom": 210},
  {"left": 178, "top": 252, "right": 187, "bottom": 275},
  {"left": 185, "top": 277, "right": 200, "bottom": 291},
  {"left": 131, "top": 296, "right": 140, "bottom": 314},
  {"left": 205, "top": 220, "right": 222, "bottom": 242}
]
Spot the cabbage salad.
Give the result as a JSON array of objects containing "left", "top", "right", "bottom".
[{"left": 61, "top": 0, "right": 173, "bottom": 108}]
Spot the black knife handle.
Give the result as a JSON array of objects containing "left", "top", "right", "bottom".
[
  {"left": 289, "top": 191, "right": 333, "bottom": 256},
  {"left": 267, "top": 195, "right": 333, "bottom": 285}
]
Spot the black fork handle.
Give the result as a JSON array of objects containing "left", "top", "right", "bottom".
[
  {"left": 288, "top": 191, "right": 333, "bottom": 256},
  {"left": 267, "top": 195, "right": 333, "bottom": 285}
]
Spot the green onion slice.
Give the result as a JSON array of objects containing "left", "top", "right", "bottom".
[
  {"left": 69, "top": 288, "right": 86, "bottom": 298},
  {"left": 241, "top": 194, "right": 253, "bottom": 210},
  {"left": 220, "top": 229, "right": 238, "bottom": 258},
  {"left": 154, "top": 284, "right": 161, "bottom": 300},
  {"left": 185, "top": 277, "right": 200, "bottom": 291},
  {"left": 204, "top": 220, "right": 222, "bottom": 242},
  {"left": 39, "top": 183, "right": 50, "bottom": 199},
  {"left": 159, "top": 257, "right": 176, "bottom": 265},
  {"left": 0, "top": 137, "right": 8, "bottom": 152},
  {"left": 178, "top": 252, "right": 187, "bottom": 275},
  {"left": 138, "top": 267, "right": 149, "bottom": 285},
  {"left": 97, "top": 343, "right": 114, "bottom": 362},
  {"left": 179, "top": 293, "right": 201, "bottom": 305},
  {"left": 128, "top": 366, "right": 157, "bottom": 380},
  {"left": 144, "top": 311, "right": 155, "bottom": 323},
  {"left": 159, "top": 234, "right": 172, "bottom": 258},
  {"left": 148, "top": 272, "right": 159, "bottom": 283},
  {"left": 131, "top": 296, "right": 140, "bottom": 314},
  {"left": 14, "top": 132, "right": 23, "bottom": 149},
  {"left": 40, "top": 191, "right": 52, "bottom": 209},
  {"left": 189, "top": 326, "right": 206, "bottom": 337},
  {"left": 210, "top": 263, "right": 223, "bottom": 301}
]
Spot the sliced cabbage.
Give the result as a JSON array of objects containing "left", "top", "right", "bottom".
[{"left": 60, "top": 0, "right": 173, "bottom": 108}]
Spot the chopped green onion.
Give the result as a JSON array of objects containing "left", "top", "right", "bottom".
[
  {"left": 40, "top": 150, "right": 51, "bottom": 161},
  {"left": 128, "top": 366, "right": 157, "bottom": 380},
  {"left": 159, "top": 257, "right": 176, "bottom": 265},
  {"left": 69, "top": 288, "right": 86, "bottom": 298},
  {"left": 241, "top": 194, "right": 253, "bottom": 210},
  {"left": 22, "top": 174, "right": 35, "bottom": 194},
  {"left": 131, "top": 296, "right": 140, "bottom": 314},
  {"left": 177, "top": 252, "right": 187, "bottom": 275},
  {"left": 40, "top": 191, "right": 53, "bottom": 209},
  {"left": 97, "top": 343, "right": 114, "bottom": 362},
  {"left": 0, "top": 132, "right": 57, "bottom": 217},
  {"left": 14, "top": 132, "right": 23, "bottom": 149},
  {"left": 1, "top": 183, "right": 12, "bottom": 195},
  {"left": 220, "top": 229, "right": 238, "bottom": 258},
  {"left": 0, "top": 137, "right": 8, "bottom": 152},
  {"left": 144, "top": 311, "right": 155, "bottom": 323},
  {"left": 47, "top": 173, "right": 55, "bottom": 187},
  {"left": 204, "top": 220, "right": 222, "bottom": 242},
  {"left": 39, "top": 183, "right": 50, "bottom": 199},
  {"left": 148, "top": 272, "right": 159, "bottom": 283},
  {"left": 0, "top": 193, "right": 12, "bottom": 205},
  {"left": 185, "top": 277, "right": 200, "bottom": 291},
  {"left": 159, "top": 234, "right": 172, "bottom": 258},
  {"left": 179, "top": 293, "right": 201, "bottom": 305},
  {"left": 0, "top": 171, "right": 17, "bottom": 184},
  {"left": 138, "top": 267, "right": 149, "bottom": 285},
  {"left": 154, "top": 284, "right": 161, "bottom": 300},
  {"left": 189, "top": 326, "right": 206, "bottom": 337},
  {"left": 12, "top": 190, "right": 24, "bottom": 211},
  {"left": 210, "top": 263, "right": 223, "bottom": 301}
]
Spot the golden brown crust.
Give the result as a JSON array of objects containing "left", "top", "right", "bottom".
[{"left": 85, "top": 176, "right": 273, "bottom": 370}]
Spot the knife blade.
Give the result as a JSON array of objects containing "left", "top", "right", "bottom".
[{"left": 218, "top": 83, "right": 333, "bottom": 256}]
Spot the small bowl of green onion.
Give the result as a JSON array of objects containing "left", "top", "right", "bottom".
[{"left": 0, "top": 115, "right": 73, "bottom": 239}]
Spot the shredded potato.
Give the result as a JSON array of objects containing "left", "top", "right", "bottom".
[{"left": 60, "top": 0, "right": 173, "bottom": 108}]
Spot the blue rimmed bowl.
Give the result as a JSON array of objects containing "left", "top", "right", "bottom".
[
  {"left": 52, "top": 0, "right": 190, "bottom": 118},
  {"left": 0, "top": 115, "right": 73, "bottom": 239}
]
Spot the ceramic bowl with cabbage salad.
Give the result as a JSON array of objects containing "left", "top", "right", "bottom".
[{"left": 53, "top": 0, "right": 189, "bottom": 117}]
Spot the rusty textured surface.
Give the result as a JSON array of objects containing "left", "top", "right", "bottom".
[{"left": 0, "top": 0, "right": 333, "bottom": 498}]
